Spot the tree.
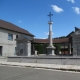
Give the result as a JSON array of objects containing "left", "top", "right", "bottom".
[{"left": 34, "top": 44, "right": 44, "bottom": 54}]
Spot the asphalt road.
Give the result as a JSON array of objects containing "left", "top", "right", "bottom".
[{"left": 0, "top": 66, "right": 80, "bottom": 80}]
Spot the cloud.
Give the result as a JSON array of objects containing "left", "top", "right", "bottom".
[
  {"left": 51, "top": 5, "right": 63, "bottom": 13},
  {"left": 18, "top": 20, "right": 21, "bottom": 22},
  {"left": 41, "top": 38, "right": 47, "bottom": 39},
  {"left": 44, "top": 32, "right": 54, "bottom": 36},
  {"left": 72, "top": 7, "right": 80, "bottom": 14},
  {"left": 44, "top": 32, "right": 49, "bottom": 35},
  {"left": 67, "top": 0, "right": 75, "bottom": 3}
]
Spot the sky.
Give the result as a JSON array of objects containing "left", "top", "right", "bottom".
[{"left": 0, "top": 0, "right": 80, "bottom": 38}]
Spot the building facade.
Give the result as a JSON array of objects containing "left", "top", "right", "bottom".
[
  {"left": 0, "top": 19, "right": 34, "bottom": 57},
  {"left": 71, "top": 28, "right": 80, "bottom": 55}
]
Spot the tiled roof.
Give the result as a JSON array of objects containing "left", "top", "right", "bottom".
[
  {"left": 34, "top": 38, "right": 69, "bottom": 43},
  {"left": 0, "top": 19, "right": 34, "bottom": 37},
  {"left": 66, "top": 31, "right": 74, "bottom": 38}
]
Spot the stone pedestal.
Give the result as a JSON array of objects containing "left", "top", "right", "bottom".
[
  {"left": 35, "top": 50, "right": 38, "bottom": 56},
  {"left": 59, "top": 51, "right": 61, "bottom": 54},
  {"left": 46, "top": 46, "right": 55, "bottom": 55}
]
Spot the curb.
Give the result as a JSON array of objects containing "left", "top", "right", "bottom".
[{"left": 0, "top": 62, "right": 80, "bottom": 72}]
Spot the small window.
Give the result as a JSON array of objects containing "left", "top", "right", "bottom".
[
  {"left": 16, "top": 35, "right": 18, "bottom": 39},
  {"left": 8, "top": 33, "right": 13, "bottom": 40}
]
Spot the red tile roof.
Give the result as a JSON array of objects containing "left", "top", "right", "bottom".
[
  {"left": 34, "top": 38, "right": 69, "bottom": 43},
  {"left": 0, "top": 19, "right": 34, "bottom": 36}
]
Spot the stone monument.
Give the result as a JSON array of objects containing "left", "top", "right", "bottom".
[
  {"left": 46, "top": 12, "right": 55, "bottom": 55},
  {"left": 16, "top": 35, "right": 32, "bottom": 57}
]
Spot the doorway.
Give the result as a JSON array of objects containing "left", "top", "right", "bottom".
[{"left": 0, "top": 46, "right": 2, "bottom": 56}]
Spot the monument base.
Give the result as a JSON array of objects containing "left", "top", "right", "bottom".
[{"left": 46, "top": 46, "right": 55, "bottom": 55}]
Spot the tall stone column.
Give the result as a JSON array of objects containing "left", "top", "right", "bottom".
[
  {"left": 46, "top": 12, "right": 55, "bottom": 55},
  {"left": 26, "top": 41, "right": 31, "bottom": 57},
  {"left": 49, "top": 22, "right": 53, "bottom": 47}
]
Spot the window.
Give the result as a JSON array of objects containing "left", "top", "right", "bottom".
[
  {"left": 8, "top": 33, "right": 13, "bottom": 40},
  {"left": 16, "top": 35, "right": 18, "bottom": 39},
  {"left": 0, "top": 46, "right": 2, "bottom": 56}
]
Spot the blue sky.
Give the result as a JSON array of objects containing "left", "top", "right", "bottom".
[{"left": 0, "top": 0, "right": 80, "bottom": 38}]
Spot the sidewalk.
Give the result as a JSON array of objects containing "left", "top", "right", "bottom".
[{"left": 0, "top": 61, "right": 80, "bottom": 72}]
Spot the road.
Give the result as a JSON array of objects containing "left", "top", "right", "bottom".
[{"left": 0, "top": 66, "right": 80, "bottom": 80}]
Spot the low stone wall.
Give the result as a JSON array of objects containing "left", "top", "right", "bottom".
[{"left": 8, "top": 56, "right": 80, "bottom": 65}]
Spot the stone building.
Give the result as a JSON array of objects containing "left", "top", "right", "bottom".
[
  {"left": 0, "top": 19, "right": 34, "bottom": 56},
  {"left": 71, "top": 27, "right": 80, "bottom": 55}
]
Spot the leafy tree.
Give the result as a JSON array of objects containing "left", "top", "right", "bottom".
[{"left": 34, "top": 44, "right": 44, "bottom": 54}]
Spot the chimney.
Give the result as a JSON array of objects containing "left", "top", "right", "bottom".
[{"left": 75, "top": 27, "right": 79, "bottom": 32}]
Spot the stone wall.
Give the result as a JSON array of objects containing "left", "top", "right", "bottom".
[
  {"left": 8, "top": 56, "right": 80, "bottom": 65},
  {"left": 72, "top": 34, "right": 80, "bottom": 55},
  {"left": 16, "top": 36, "right": 32, "bottom": 57}
]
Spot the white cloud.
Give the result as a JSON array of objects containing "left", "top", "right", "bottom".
[
  {"left": 41, "top": 38, "right": 47, "bottom": 39},
  {"left": 18, "top": 20, "right": 21, "bottom": 22},
  {"left": 51, "top": 5, "right": 63, "bottom": 13},
  {"left": 44, "top": 32, "right": 49, "bottom": 35},
  {"left": 72, "top": 7, "right": 80, "bottom": 14},
  {"left": 44, "top": 32, "right": 54, "bottom": 36},
  {"left": 67, "top": 0, "right": 75, "bottom": 3}
]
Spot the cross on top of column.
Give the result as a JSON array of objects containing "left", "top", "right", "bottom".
[{"left": 48, "top": 12, "right": 53, "bottom": 22}]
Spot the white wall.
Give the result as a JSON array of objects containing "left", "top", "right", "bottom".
[{"left": 0, "top": 28, "right": 32, "bottom": 57}]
